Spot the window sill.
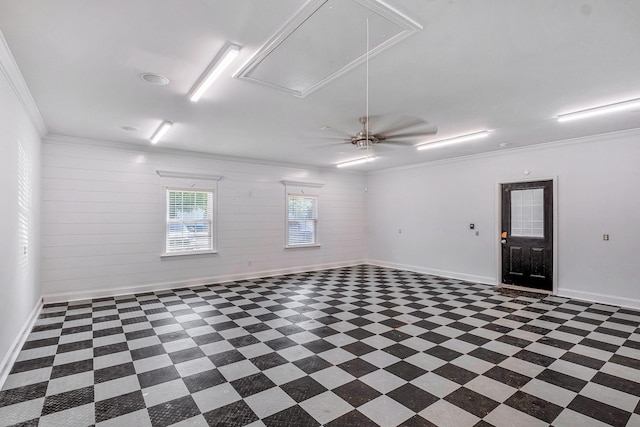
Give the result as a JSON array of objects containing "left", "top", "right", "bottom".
[
  {"left": 161, "top": 250, "right": 218, "bottom": 258},
  {"left": 285, "top": 244, "right": 321, "bottom": 249}
]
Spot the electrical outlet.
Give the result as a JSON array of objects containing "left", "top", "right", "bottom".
[
  {"left": 398, "top": 229, "right": 402, "bottom": 234},
  {"left": 603, "top": 234, "right": 609, "bottom": 241},
  {"left": 475, "top": 231, "right": 479, "bottom": 236}
]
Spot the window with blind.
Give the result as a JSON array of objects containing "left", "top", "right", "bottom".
[
  {"left": 165, "top": 189, "right": 215, "bottom": 254},
  {"left": 287, "top": 194, "right": 318, "bottom": 247}
]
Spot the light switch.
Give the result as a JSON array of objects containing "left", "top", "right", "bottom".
[{"left": 469, "top": 224, "right": 475, "bottom": 230}]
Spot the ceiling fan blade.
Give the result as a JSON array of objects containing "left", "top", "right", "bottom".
[
  {"left": 309, "top": 140, "right": 351, "bottom": 150},
  {"left": 383, "top": 127, "right": 438, "bottom": 140},
  {"left": 369, "top": 115, "right": 431, "bottom": 136}
]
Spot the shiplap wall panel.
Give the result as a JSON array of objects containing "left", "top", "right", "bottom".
[{"left": 41, "top": 140, "right": 368, "bottom": 298}]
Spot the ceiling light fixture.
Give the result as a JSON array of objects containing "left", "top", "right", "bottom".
[
  {"left": 141, "top": 73, "right": 169, "bottom": 85},
  {"left": 557, "top": 98, "right": 640, "bottom": 122},
  {"left": 416, "top": 131, "right": 489, "bottom": 151},
  {"left": 150, "top": 121, "right": 173, "bottom": 144},
  {"left": 336, "top": 156, "right": 376, "bottom": 168},
  {"left": 189, "top": 43, "right": 241, "bottom": 102}
]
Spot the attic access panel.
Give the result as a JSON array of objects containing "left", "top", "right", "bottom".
[{"left": 235, "top": 0, "right": 421, "bottom": 98}]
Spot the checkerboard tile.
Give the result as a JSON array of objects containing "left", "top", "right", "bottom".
[{"left": 1, "top": 265, "right": 639, "bottom": 426}]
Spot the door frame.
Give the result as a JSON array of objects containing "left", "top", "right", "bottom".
[{"left": 495, "top": 176, "right": 558, "bottom": 294}]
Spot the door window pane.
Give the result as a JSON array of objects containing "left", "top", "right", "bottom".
[{"left": 511, "top": 189, "right": 544, "bottom": 237}]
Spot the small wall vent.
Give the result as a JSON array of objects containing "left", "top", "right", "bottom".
[{"left": 235, "top": 0, "right": 421, "bottom": 98}]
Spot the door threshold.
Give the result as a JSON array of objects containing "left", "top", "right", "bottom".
[{"left": 499, "top": 283, "right": 552, "bottom": 295}]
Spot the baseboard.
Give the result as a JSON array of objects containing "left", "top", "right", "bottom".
[
  {"left": 557, "top": 288, "right": 640, "bottom": 311},
  {"left": 0, "top": 298, "right": 43, "bottom": 390},
  {"left": 365, "top": 260, "right": 496, "bottom": 286},
  {"left": 43, "top": 260, "right": 368, "bottom": 303}
]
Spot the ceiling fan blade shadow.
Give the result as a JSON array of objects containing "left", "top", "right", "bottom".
[
  {"left": 384, "top": 127, "right": 438, "bottom": 140},
  {"left": 369, "top": 115, "right": 431, "bottom": 136},
  {"left": 309, "top": 141, "right": 352, "bottom": 150}
]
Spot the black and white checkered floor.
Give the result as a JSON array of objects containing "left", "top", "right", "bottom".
[{"left": 1, "top": 265, "right": 639, "bottom": 426}]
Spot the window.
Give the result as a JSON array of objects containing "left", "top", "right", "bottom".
[
  {"left": 165, "top": 189, "right": 215, "bottom": 255},
  {"left": 287, "top": 194, "right": 318, "bottom": 247},
  {"left": 511, "top": 188, "right": 544, "bottom": 237}
]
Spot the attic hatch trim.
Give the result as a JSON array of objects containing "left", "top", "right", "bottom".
[{"left": 234, "top": 0, "right": 422, "bottom": 98}]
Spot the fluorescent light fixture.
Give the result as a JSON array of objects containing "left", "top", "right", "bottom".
[
  {"left": 557, "top": 98, "right": 640, "bottom": 122},
  {"left": 189, "top": 43, "right": 241, "bottom": 102},
  {"left": 416, "top": 131, "right": 489, "bottom": 150},
  {"left": 336, "top": 156, "right": 376, "bottom": 168},
  {"left": 150, "top": 120, "right": 173, "bottom": 144}
]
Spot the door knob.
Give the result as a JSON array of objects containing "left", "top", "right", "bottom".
[{"left": 501, "top": 239, "right": 507, "bottom": 244}]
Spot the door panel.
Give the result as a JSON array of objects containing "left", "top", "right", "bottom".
[{"left": 501, "top": 180, "right": 553, "bottom": 291}]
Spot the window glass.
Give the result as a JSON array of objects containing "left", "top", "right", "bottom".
[
  {"left": 166, "top": 189, "right": 214, "bottom": 254},
  {"left": 511, "top": 188, "right": 543, "bottom": 237},
  {"left": 287, "top": 194, "right": 318, "bottom": 246}
]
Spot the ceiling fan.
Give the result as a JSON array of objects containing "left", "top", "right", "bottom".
[
  {"left": 342, "top": 115, "right": 437, "bottom": 150},
  {"left": 323, "top": 20, "right": 437, "bottom": 158}
]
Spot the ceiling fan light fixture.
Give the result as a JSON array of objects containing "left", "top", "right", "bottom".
[
  {"left": 150, "top": 120, "right": 173, "bottom": 144},
  {"left": 416, "top": 130, "right": 489, "bottom": 151},
  {"left": 336, "top": 156, "right": 376, "bottom": 168},
  {"left": 189, "top": 43, "right": 241, "bottom": 102},
  {"left": 557, "top": 98, "right": 640, "bottom": 122}
]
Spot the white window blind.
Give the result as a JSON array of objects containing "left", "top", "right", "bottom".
[
  {"left": 287, "top": 194, "right": 318, "bottom": 246},
  {"left": 166, "top": 189, "right": 214, "bottom": 254}
]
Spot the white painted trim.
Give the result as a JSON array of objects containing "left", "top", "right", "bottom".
[
  {"left": 558, "top": 288, "right": 640, "bottom": 311},
  {"left": 281, "top": 180, "right": 324, "bottom": 188},
  {"left": 0, "top": 298, "right": 43, "bottom": 390},
  {"left": 371, "top": 127, "right": 640, "bottom": 175},
  {"left": 43, "top": 134, "right": 365, "bottom": 174},
  {"left": 234, "top": 0, "right": 421, "bottom": 97},
  {"left": 157, "top": 170, "right": 223, "bottom": 181},
  {"left": 42, "top": 260, "right": 367, "bottom": 303},
  {"left": 495, "top": 176, "right": 558, "bottom": 295},
  {"left": 0, "top": 30, "right": 47, "bottom": 136},
  {"left": 366, "top": 259, "right": 495, "bottom": 286}
]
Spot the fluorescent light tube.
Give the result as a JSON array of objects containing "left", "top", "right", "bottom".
[
  {"left": 416, "top": 131, "right": 489, "bottom": 150},
  {"left": 150, "top": 121, "right": 173, "bottom": 144},
  {"left": 189, "top": 43, "right": 241, "bottom": 102},
  {"left": 557, "top": 98, "right": 640, "bottom": 122},
  {"left": 336, "top": 156, "right": 376, "bottom": 168}
]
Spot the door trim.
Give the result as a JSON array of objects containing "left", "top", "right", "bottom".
[{"left": 495, "top": 176, "right": 558, "bottom": 294}]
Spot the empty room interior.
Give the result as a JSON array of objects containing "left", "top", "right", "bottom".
[{"left": 1, "top": 1, "right": 640, "bottom": 426}]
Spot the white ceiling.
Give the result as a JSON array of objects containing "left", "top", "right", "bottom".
[{"left": 1, "top": 0, "right": 639, "bottom": 170}]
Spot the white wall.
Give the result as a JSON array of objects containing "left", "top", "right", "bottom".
[
  {"left": 367, "top": 130, "right": 640, "bottom": 309},
  {"left": 0, "top": 57, "right": 42, "bottom": 374},
  {"left": 41, "top": 139, "right": 368, "bottom": 300}
]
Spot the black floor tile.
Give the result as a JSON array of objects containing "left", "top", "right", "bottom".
[
  {"left": 337, "top": 358, "right": 378, "bottom": 378},
  {"left": 42, "top": 386, "right": 94, "bottom": 415},
  {"left": 137, "top": 365, "right": 180, "bottom": 388},
  {"left": 333, "top": 380, "right": 381, "bottom": 407},
  {"left": 432, "top": 363, "right": 477, "bottom": 385},
  {"left": 280, "top": 376, "right": 327, "bottom": 403},
  {"left": 95, "top": 361, "right": 136, "bottom": 384},
  {"left": 505, "top": 391, "right": 563, "bottom": 423},
  {"left": 95, "top": 390, "right": 146, "bottom": 423},
  {"left": 445, "top": 387, "right": 500, "bottom": 418},
  {"left": 147, "top": 395, "right": 201, "bottom": 427},
  {"left": 385, "top": 361, "right": 428, "bottom": 381},
  {"left": 230, "top": 372, "right": 276, "bottom": 398},
  {"left": 387, "top": 383, "right": 438, "bottom": 412}
]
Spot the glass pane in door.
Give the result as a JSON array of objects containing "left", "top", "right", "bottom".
[{"left": 511, "top": 188, "right": 544, "bottom": 237}]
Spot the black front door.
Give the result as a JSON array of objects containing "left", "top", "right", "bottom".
[{"left": 501, "top": 180, "right": 553, "bottom": 291}]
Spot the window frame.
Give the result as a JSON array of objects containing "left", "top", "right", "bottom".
[
  {"left": 285, "top": 192, "right": 320, "bottom": 248},
  {"left": 162, "top": 187, "right": 217, "bottom": 257}
]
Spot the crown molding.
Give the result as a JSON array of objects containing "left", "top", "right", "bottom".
[
  {"left": 0, "top": 30, "right": 47, "bottom": 136},
  {"left": 370, "top": 126, "right": 640, "bottom": 175},
  {"left": 42, "top": 133, "right": 366, "bottom": 175}
]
